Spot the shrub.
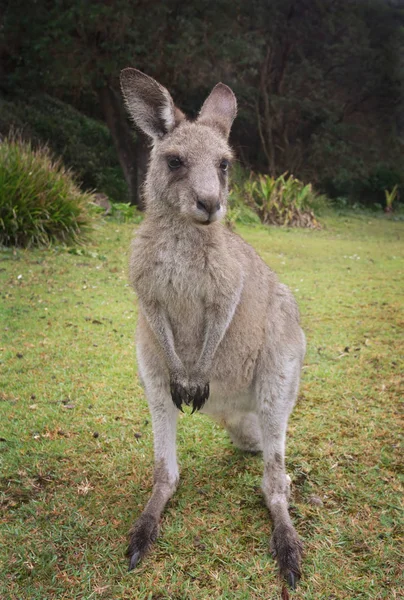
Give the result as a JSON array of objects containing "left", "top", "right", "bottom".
[
  {"left": 225, "top": 163, "right": 264, "bottom": 229},
  {"left": 232, "top": 171, "right": 326, "bottom": 228},
  {"left": 0, "top": 137, "right": 95, "bottom": 247},
  {"left": 0, "top": 94, "right": 127, "bottom": 202},
  {"left": 384, "top": 184, "right": 399, "bottom": 213},
  {"left": 108, "top": 202, "right": 144, "bottom": 223},
  {"left": 361, "top": 165, "right": 403, "bottom": 206},
  {"left": 323, "top": 164, "right": 404, "bottom": 208}
]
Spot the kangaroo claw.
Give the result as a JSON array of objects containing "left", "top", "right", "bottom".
[
  {"left": 286, "top": 571, "right": 299, "bottom": 590},
  {"left": 128, "top": 551, "right": 140, "bottom": 571}
]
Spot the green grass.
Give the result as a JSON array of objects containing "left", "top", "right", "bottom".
[{"left": 0, "top": 212, "right": 402, "bottom": 599}]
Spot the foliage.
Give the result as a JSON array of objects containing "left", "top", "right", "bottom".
[
  {"left": 384, "top": 184, "right": 399, "bottom": 212},
  {"left": 109, "top": 202, "right": 144, "bottom": 223},
  {"left": 325, "top": 164, "right": 404, "bottom": 208},
  {"left": 0, "top": 216, "right": 402, "bottom": 598},
  {"left": 0, "top": 94, "right": 127, "bottom": 202},
  {"left": 359, "top": 165, "right": 403, "bottom": 207},
  {"left": 0, "top": 137, "right": 95, "bottom": 248},
  {"left": 225, "top": 193, "right": 261, "bottom": 230},
  {"left": 226, "top": 164, "right": 262, "bottom": 229},
  {"left": 1, "top": 0, "right": 403, "bottom": 206},
  {"left": 240, "top": 0, "right": 403, "bottom": 185},
  {"left": 233, "top": 171, "right": 326, "bottom": 228}
]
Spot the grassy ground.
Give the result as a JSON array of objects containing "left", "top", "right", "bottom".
[{"left": 0, "top": 212, "right": 403, "bottom": 599}]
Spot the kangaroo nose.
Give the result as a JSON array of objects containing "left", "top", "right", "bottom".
[{"left": 196, "top": 198, "right": 221, "bottom": 215}]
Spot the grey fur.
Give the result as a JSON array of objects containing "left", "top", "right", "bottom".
[{"left": 120, "top": 68, "right": 306, "bottom": 585}]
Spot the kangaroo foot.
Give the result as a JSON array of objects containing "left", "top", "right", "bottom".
[
  {"left": 127, "top": 513, "right": 159, "bottom": 571},
  {"left": 270, "top": 523, "right": 303, "bottom": 589}
]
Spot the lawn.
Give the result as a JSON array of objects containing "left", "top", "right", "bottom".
[{"left": 0, "top": 212, "right": 402, "bottom": 599}]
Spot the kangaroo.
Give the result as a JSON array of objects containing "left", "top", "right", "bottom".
[{"left": 120, "top": 68, "right": 306, "bottom": 588}]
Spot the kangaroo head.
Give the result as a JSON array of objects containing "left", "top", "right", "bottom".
[{"left": 120, "top": 68, "right": 237, "bottom": 224}]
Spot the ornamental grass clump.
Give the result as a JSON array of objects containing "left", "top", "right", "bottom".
[
  {"left": 0, "top": 136, "right": 95, "bottom": 247},
  {"left": 236, "top": 172, "right": 327, "bottom": 228}
]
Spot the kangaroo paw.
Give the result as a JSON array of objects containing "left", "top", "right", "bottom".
[
  {"left": 169, "top": 379, "right": 189, "bottom": 412},
  {"left": 127, "top": 513, "right": 159, "bottom": 571},
  {"left": 191, "top": 382, "right": 210, "bottom": 413}
]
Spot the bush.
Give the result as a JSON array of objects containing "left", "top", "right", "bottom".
[
  {"left": 322, "top": 164, "right": 404, "bottom": 208},
  {"left": 384, "top": 184, "right": 400, "bottom": 213},
  {"left": 109, "top": 202, "right": 144, "bottom": 223},
  {"left": 226, "top": 190, "right": 261, "bottom": 229},
  {"left": 0, "top": 94, "right": 127, "bottom": 202},
  {"left": 0, "top": 137, "right": 95, "bottom": 247},
  {"left": 360, "top": 165, "right": 403, "bottom": 207},
  {"left": 227, "top": 165, "right": 261, "bottom": 228},
  {"left": 231, "top": 170, "right": 326, "bottom": 228}
]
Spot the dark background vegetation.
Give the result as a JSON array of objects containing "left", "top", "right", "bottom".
[{"left": 1, "top": 0, "right": 403, "bottom": 207}]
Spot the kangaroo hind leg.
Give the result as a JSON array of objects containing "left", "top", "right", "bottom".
[
  {"left": 127, "top": 378, "right": 179, "bottom": 570},
  {"left": 258, "top": 353, "right": 303, "bottom": 588}
]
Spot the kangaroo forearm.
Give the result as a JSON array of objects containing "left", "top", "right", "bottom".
[
  {"left": 197, "top": 281, "right": 243, "bottom": 372},
  {"left": 197, "top": 313, "right": 231, "bottom": 371},
  {"left": 197, "top": 323, "right": 222, "bottom": 371},
  {"left": 140, "top": 300, "right": 183, "bottom": 374}
]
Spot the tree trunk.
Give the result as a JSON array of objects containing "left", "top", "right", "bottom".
[
  {"left": 98, "top": 85, "right": 145, "bottom": 208},
  {"left": 258, "top": 46, "right": 276, "bottom": 176}
]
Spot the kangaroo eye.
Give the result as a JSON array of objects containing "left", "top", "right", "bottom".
[
  {"left": 220, "top": 159, "right": 229, "bottom": 173},
  {"left": 168, "top": 156, "right": 182, "bottom": 170}
]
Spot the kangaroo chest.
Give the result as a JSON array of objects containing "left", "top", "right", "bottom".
[
  {"left": 151, "top": 234, "right": 209, "bottom": 298},
  {"left": 145, "top": 234, "right": 211, "bottom": 362}
]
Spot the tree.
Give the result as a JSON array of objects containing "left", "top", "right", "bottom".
[
  {"left": 1, "top": 0, "right": 403, "bottom": 203},
  {"left": 2, "top": 0, "right": 149, "bottom": 205}
]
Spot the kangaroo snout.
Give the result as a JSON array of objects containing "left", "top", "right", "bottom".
[{"left": 196, "top": 197, "right": 221, "bottom": 218}]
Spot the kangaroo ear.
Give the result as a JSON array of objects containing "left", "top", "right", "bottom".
[
  {"left": 120, "top": 68, "right": 184, "bottom": 139},
  {"left": 197, "top": 83, "right": 237, "bottom": 139}
]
